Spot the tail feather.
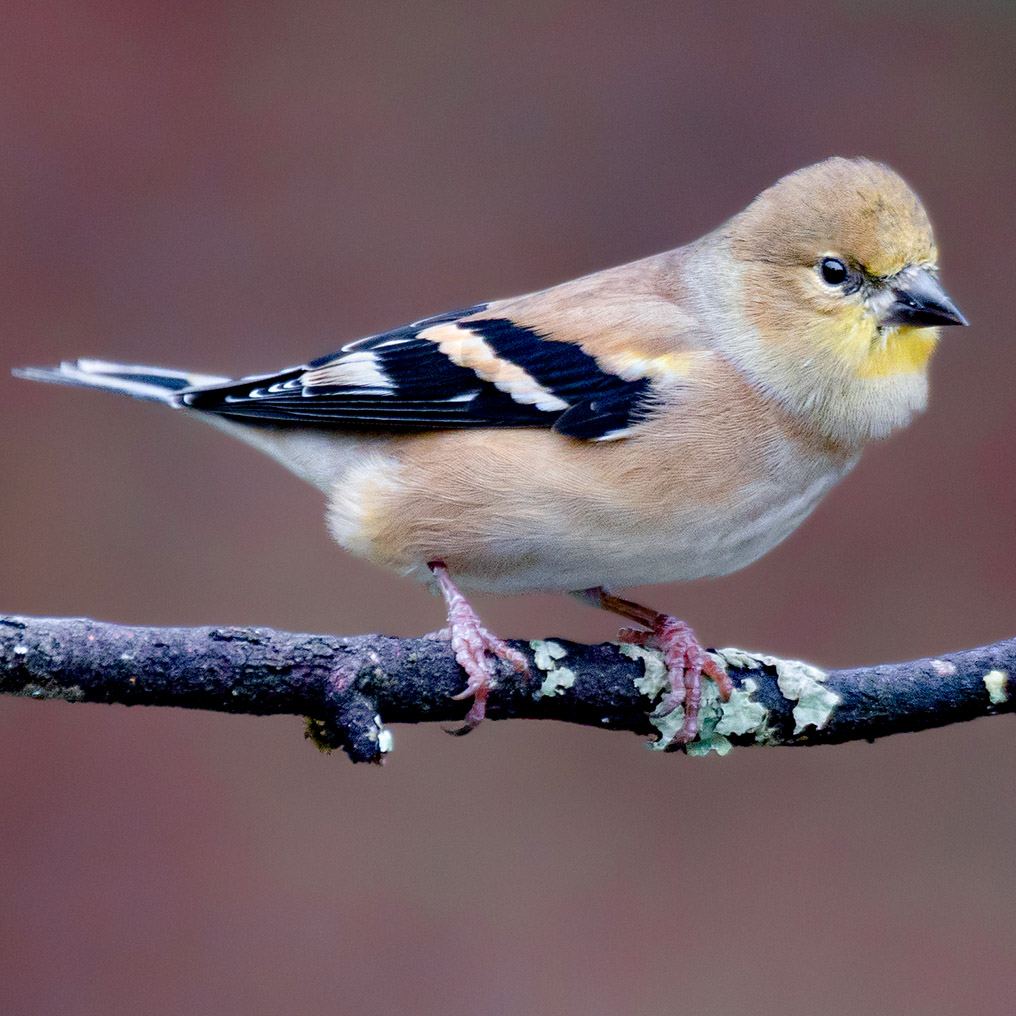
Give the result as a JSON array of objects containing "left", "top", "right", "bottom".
[{"left": 12, "top": 359, "right": 232, "bottom": 405}]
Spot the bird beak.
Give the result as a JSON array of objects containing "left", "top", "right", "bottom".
[{"left": 879, "top": 266, "right": 968, "bottom": 328}]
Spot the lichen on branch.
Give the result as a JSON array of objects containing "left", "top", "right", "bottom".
[{"left": 0, "top": 613, "right": 1011, "bottom": 763}]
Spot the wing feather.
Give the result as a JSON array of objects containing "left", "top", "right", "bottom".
[{"left": 181, "top": 298, "right": 668, "bottom": 440}]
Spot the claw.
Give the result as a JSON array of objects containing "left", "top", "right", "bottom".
[
  {"left": 576, "top": 587, "right": 731, "bottom": 748},
  {"left": 647, "top": 616, "right": 730, "bottom": 747},
  {"left": 429, "top": 561, "right": 528, "bottom": 733}
]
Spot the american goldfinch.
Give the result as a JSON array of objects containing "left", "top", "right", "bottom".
[{"left": 15, "top": 157, "right": 966, "bottom": 746}]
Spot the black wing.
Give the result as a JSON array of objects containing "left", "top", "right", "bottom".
[{"left": 182, "top": 305, "right": 654, "bottom": 441}]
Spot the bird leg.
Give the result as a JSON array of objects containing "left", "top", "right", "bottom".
[
  {"left": 428, "top": 561, "right": 529, "bottom": 734},
  {"left": 574, "top": 587, "right": 732, "bottom": 747}
]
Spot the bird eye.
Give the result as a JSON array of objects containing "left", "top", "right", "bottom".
[{"left": 819, "top": 257, "right": 849, "bottom": 286}]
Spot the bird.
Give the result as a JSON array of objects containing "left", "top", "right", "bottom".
[{"left": 14, "top": 157, "right": 967, "bottom": 747}]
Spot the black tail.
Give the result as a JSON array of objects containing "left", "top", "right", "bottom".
[{"left": 12, "top": 359, "right": 232, "bottom": 405}]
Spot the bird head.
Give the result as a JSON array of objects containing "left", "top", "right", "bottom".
[{"left": 719, "top": 157, "right": 966, "bottom": 445}]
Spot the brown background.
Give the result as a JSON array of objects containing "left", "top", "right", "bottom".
[{"left": 2, "top": 2, "right": 1015, "bottom": 1014}]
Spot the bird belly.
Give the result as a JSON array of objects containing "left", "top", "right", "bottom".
[
  {"left": 328, "top": 424, "right": 857, "bottom": 594},
  {"left": 435, "top": 464, "right": 850, "bottom": 592}
]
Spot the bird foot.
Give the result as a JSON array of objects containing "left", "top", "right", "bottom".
[
  {"left": 619, "top": 616, "right": 732, "bottom": 747},
  {"left": 577, "top": 588, "right": 731, "bottom": 749},
  {"left": 429, "top": 562, "right": 529, "bottom": 734}
]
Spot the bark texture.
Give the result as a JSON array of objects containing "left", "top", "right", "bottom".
[{"left": 1, "top": 613, "right": 1012, "bottom": 762}]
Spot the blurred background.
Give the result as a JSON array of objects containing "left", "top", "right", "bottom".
[{"left": 2, "top": 1, "right": 1015, "bottom": 1013}]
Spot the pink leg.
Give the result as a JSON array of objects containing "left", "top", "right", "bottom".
[
  {"left": 576, "top": 587, "right": 732, "bottom": 747},
  {"left": 429, "top": 561, "right": 529, "bottom": 733}
]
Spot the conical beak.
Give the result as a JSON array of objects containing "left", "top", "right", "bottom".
[{"left": 879, "top": 267, "right": 968, "bottom": 328}]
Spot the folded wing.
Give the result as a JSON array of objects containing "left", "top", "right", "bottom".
[{"left": 182, "top": 304, "right": 658, "bottom": 442}]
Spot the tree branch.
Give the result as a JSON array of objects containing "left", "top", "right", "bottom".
[{"left": 0, "top": 613, "right": 1011, "bottom": 762}]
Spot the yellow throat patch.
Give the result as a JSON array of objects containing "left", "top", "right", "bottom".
[{"left": 829, "top": 304, "right": 939, "bottom": 379}]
